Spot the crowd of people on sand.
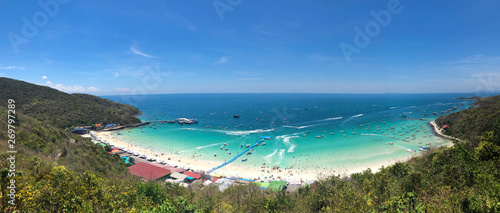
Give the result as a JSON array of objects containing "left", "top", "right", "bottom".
[{"left": 95, "top": 131, "right": 328, "bottom": 182}]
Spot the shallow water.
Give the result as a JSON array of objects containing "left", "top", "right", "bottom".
[{"left": 104, "top": 93, "right": 474, "bottom": 172}]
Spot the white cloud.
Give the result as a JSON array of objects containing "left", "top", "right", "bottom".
[
  {"left": 309, "top": 54, "right": 332, "bottom": 61},
  {"left": 471, "top": 73, "right": 500, "bottom": 78},
  {"left": 0, "top": 66, "right": 25, "bottom": 70},
  {"left": 130, "top": 43, "right": 156, "bottom": 58},
  {"left": 86, "top": 87, "right": 100, "bottom": 92},
  {"left": 111, "top": 64, "right": 168, "bottom": 78},
  {"left": 451, "top": 54, "right": 483, "bottom": 64},
  {"left": 45, "top": 81, "right": 100, "bottom": 93},
  {"left": 42, "top": 76, "right": 47, "bottom": 79},
  {"left": 160, "top": 5, "right": 198, "bottom": 31},
  {"left": 253, "top": 25, "right": 286, "bottom": 39},
  {"left": 215, "top": 56, "right": 228, "bottom": 64}
]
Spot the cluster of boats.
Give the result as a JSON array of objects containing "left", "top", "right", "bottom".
[{"left": 165, "top": 118, "right": 198, "bottom": 125}]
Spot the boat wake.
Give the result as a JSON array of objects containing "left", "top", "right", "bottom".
[
  {"left": 341, "top": 114, "right": 364, "bottom": 126},
  {"left": 352, "top": 114, "right": 364, "bottom": 118},
  {"left": 276, "top": 134, "right": 298, "bottom": 153},
  {"left": 265, "top": 149, "right": 278, "bottom": 163},
  {"left": 361, "top": 133, "right": 382, "bottom": 136},
  {"left": 283, "top": 116, "right": 343, "bottom": 129},
  {"left": 223, "top": 128, "right": 274, "bottom": 136},
  {"left": 194, "top": 141, "right": 227, "bottom": 150},
  {"left": 264, "top": 149, "right": 286, "bottom": 165},
  {"left": 283, "top": 124, "right": 322, "bottom": 129},
  {"left": 277, "top": 149, "right": 286, "bottom": 165},
  {"left": 190, "top": 128, "right": 275, "bottom": 136},
  {"left": 322, "top": 116, "right": 343, "bottom": 121}
]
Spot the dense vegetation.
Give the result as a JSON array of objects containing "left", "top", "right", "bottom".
[
  {"left": 436, "top": 95, "right": 500, "bottom": 148},
  {"left": 0, "top": 78, "right": 499, "bottom": 212},
  {"left": 0, "top": 77, "right": 141, "bottom": 129}
]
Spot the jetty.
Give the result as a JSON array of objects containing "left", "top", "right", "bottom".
[{"left": 208, "top": 136, "right": 271, "bottom": 173}]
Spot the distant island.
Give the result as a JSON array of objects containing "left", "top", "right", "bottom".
[
  {"left": 456, "top": 96, "right": 482, "bottom": 100},
  {"left": 0, "top": 77, "right": 499, "bottom": 212}
]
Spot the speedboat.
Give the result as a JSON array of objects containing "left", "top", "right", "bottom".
[{"left": 242, "top": 158, "right": 247, "bottom": 162}]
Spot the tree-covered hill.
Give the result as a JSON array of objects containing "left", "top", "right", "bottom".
[
  {"left": 436, "top": 95, "right": 500, "bottom": 146},
  {"left": 0, "top": 77, "right": 140, "bottom": 129}
]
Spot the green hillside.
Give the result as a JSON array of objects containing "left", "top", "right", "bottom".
[
  {"left": 0, "top": 105, "right": 180, "bottom": 211},
  {"left": 436, "top": 95, "right": 500, "bottom": 147},
  {"left": 0, "top": 77, "right": 141, "bottom": 129}
]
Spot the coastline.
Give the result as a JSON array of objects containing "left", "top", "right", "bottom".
[
  {"left": 94, "top": 130, "right": 425, "bottom": 182},
  {"left": 429, "top": 121, "right": 461, "bottom": 146}
]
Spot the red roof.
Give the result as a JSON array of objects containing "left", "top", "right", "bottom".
[
  {"left": 212, "top": 177, "right": 220, "bottom": 184},
  {"left": 442, "top": 125, "right": 450, "bottom": 129},
  {"left": 182, "top": 171, "right": 201, "bottom": 179},
  {"left": 128, "top": 162, "right": 171, "bottom": 181},
  {"left": 109, "top": 148, "right": 120, "bottom": 154},
  {"left": 154, "top": 164, "right": 186, "bottom": 173}
]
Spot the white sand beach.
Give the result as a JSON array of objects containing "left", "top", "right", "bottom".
[{"left": 94, "top": 131, "right": 428, "bottom": 182}]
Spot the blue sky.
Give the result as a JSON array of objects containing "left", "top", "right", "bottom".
[{"left": 1, "top": 0, "right": 499, "bottom": 94}]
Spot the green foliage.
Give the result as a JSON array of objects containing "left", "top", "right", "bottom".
[
  {"left": 476, "top": 140, "right": 500, "bottom": 161},
  {"left": 0, "top": 77, "right": 141, "bottom": 129},
  {"left": 137, "top": 181, "right": 167, "bottom": 204},
  {"left": 436, "top": 96, "right": 500, "bottom": 145}
]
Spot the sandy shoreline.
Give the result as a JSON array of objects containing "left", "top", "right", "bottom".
[
  {"left": 93, "top": 129, "right": 431, "bottom": 182},
  {"left": 429, "top": 121, "right": 460, "bottom": 146}
]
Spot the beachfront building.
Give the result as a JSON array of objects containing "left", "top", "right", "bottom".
[
  {"left": 128, "top": 162, "right": 171, "bottom": 182},
  {"left": 182, "top": 171, "right": 201, "bottom": 183},
  {"left": 268, "top": 180, "right": 287, "bottom": 191},
  {"left": 167, "top": 172, "right": 189, "bottom": 184}
]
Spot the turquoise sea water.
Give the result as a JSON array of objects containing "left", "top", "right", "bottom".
[{"left": 103, "top": 93, "right": 475, "bottom": 173}]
